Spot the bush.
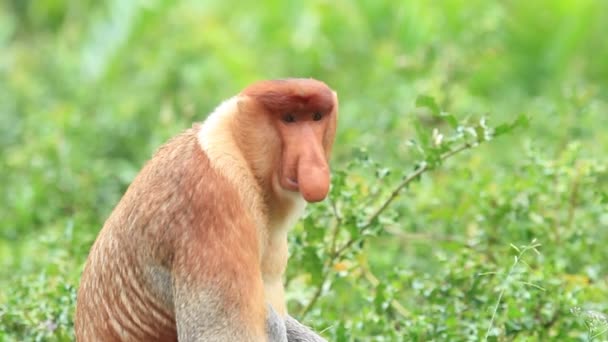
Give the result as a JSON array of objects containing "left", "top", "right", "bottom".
[{"left": 2, "top": 1, "right": 607, "bottom": 341}]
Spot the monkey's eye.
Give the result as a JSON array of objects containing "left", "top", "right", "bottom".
[
  {"left": 313, "top": 112, "right": 323, "bottom": 121},
  {"left": 283, "top": 114, "right": 296, "bottom": 123}
]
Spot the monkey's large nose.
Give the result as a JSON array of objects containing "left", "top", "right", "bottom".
[
  {"left": 297, "top": 149, "right": 330, "bottom": 202},
  {"left": 299, "top": 171, "right": 329, "bottom": 202}
]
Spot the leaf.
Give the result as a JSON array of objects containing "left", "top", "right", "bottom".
[
  {"left": 302, "top": 247, "right": 324, "bottom": 285},
  {"left": 517, "top": 281, "right": 546, "bottom": 291},
  {"left": 374, "top": 282, "right": 388, "bottom": 314},
  {"left": 413, "top": 119, "right": 431, "bottom": 150},
  {"left": 416, "top": 95, "right": 441, "bottom": 116},
  {"left": 601, "top": 192, "right": 608, "bottom": 204},
  {"left": 333, "top": 261, "right": 349, "bottom": 272},
  {"left": 513, "top": 114, "right": 530, "bottom": 129},
  {"left": 494, "top": 114, "right": 530, "bottom": 137},
  {"left": 510, "top": 243, "right": 521, "bottom": 253},
  {"left": 493, "top": 123, "right": 512, "bottom": 137},
  {"left": 415, "top": 95, "right": 459, "bottom": 128},
  {"left": 475, "top": 125, "right": 485, "bottom": 143},
  {"left": 345, "top": 219, "right": 361, "bottom": 239},
  {"left": 441, "top": 113, "right": 459, "bottom": 129}
]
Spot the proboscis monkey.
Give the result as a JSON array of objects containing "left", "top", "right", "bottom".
[{"left": 75, "top": 78, "right": 337, "bottom": 341}]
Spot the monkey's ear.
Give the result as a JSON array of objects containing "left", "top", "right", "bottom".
[
  {"left": 236, "top": 97, "right": 247, "bottom": 113},
  {"left": 236, "top": 96, "right": 270, "bottom": 121},
  {"left": 236, "top": 96, "right": 255, "bottom": 116},
  {"left": 331, "top": 91, "right": 339, "bottom": 114}
]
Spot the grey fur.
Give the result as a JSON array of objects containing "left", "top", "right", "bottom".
[
  {"left": 265, "top": 304, "right": 327, "bottom": 342},
  {"left": 266, "top": 305, "right": 288, "bottom": 342},
  {"left": 285, "top": 315, "right": 328, "bottom": 342}
]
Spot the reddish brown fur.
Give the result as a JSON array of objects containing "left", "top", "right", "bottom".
[
  {"left": 76, "top": 130, "right": 265, "bottom": 341},
  {"left": 75, "top": 78, "right": 338, "bottom": 341},
  {"left": 241, "top": 79, "right": 335, "bottom": 119}
]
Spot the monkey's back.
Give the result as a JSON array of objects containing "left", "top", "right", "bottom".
[{"left": 75, "top": 127, "right": 265, "bottom": 341}]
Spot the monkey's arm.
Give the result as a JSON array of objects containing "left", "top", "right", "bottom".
[
  {"left": 172, "top": 228, "right": 268, "bottom": 341},
  {"left": 266, "top": 304, "right": 287, "bottom": 342},
  {"left": 285, "top": 315, "right": 327, "bottom": 342},
  {"left": 265, "top": 305, "right": 327, "bottom": 342}
]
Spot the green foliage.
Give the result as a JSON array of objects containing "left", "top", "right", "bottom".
[{"left": 2, "top": 0, "right": 608, "bottom": 340}]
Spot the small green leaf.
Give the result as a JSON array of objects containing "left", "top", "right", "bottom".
[
  {"left": 302, "top": 247, "right": 323, "bottom": 285},
  {"left": 413, "top": 119, "right": 431, "bottom": 150},
  {"left": 493, "top": 123, "right": 512, "bottom": 137},
  {"left": 475, "top": 125, "right": 485, "bottom": 143},
  {"left": 374, "top": 283, "right": 387, "bottom": 314},
  {"left": 494, "top": 114, "right": 529, "bottom": 137},
  {"left": 416, "top": 95, "right": 441, "bottom": 116},
  {"left": 345, "top": 219, "right": 360, "bottom": 239},
  {"left": 513, "top": 114, "right": 530, "bottom": 128},
  {"left": 416, "top": 95, "right": 458, "bottom": 128},
  {"left": 441, "top": 113, "right": 459, "bottom": 129}
]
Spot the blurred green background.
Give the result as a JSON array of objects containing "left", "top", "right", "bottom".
[{"left": 1, "top": 0, "right": 607, "bottom": 340}]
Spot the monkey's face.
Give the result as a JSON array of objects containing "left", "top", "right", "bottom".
[
  {"left": 274, "top": 105, "right": 335, "bottom": 202},
  {"left": 241, "top": 79, "right": 338, "bottom": 203}
]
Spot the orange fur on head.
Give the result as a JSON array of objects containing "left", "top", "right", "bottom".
[{"left": 240, "top": 78, "right": 338, "bottom": 202}]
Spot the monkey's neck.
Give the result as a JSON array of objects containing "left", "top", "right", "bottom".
[
  {"left": 197, "top": 97, "right": 268, "bottom": 227},
  {"left": 198, "top": 96, "right": 306, "bottom": 220},
  {"left": 197, "top": 96, "right": 307, "bottom": 273}
]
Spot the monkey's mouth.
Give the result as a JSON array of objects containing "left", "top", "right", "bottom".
[{"left": 281, "top": 176, "right": 300, "bottom": 192}]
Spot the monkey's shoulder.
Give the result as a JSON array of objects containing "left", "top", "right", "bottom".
[{"left": 117, "top": 127, "right": 249, "bottom": 223}]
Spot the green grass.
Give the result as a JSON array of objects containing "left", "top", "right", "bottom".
[{"left": 1, "top": 0, "right": 607, "bottom": 340}]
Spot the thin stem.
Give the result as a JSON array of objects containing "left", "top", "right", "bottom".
[
  {"left": 590, "top": 326, "right": 608, "bottom": 340},
  {"left": 483, "top": 243, "right": 539, "bottom": 341},
  {"left": 328, "top": 197, "right": 342, "bottom": 256},
  {"left": 484, "top": 284, "right": 507, "bottom": 340},
  {"left": 299, "top": 198, "right": 342, "bottom": 319},
  {"left": 299, "top": 273, "right": 327, "bottom": 318},
  {"left": 362, "top": 263, "right": 411, "bottom": 318},
  {"left": 334, "top": 143, "right": 473, "bottom": 258}
]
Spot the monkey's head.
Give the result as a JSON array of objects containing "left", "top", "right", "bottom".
[{"left": 238, "top": 78, "right": 338, "bottom": 203}]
